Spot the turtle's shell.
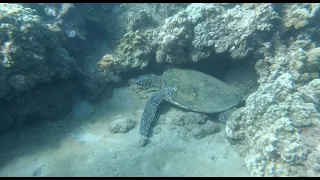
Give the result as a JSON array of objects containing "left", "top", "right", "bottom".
[{"left": 162, "top": 68, "right": 242, "bottom": 113}]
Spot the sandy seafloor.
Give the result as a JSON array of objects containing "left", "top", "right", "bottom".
[{"left": 0, "top": 86, "right": 250, "bottom": 177}]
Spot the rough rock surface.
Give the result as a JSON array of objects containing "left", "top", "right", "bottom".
[
  {"left": 0, "top": 4, "right": 118, "bottom": 132},
  {"left": 109, "top": 118, "right": 137, "bottom": 134},
  {"left": 0, "top": 4, "right": 77, "bottom": 97},
  {"left": 255, "top": 35, "right": 320, "bottom": 86},
  {"left": 101, "top": 3, "right": 279, "bottom": 71},
  {"left": 226, "top": 73, "right": 320, "bottom": 177},
  {"left": 282, "top": 3, "right": 320, "bottom": 29},
  {"left": 188, "top": 3, "right": 278, "bottom": 61},
  {"left": 157, "top": 110, "right": 219, "bottom": 141}
]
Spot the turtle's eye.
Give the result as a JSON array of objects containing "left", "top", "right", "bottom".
[
  {"left": 136, "top": 78, "right": 143, "bottom": 85},
  {"left": 136, "top": 75, "right": 148, "bottom": 86}
]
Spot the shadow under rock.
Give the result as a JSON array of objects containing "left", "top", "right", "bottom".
[
  {"left": 0, "top": 111, "right": 92, "bottom": 170},
  {"left": 0, "top": 92, "right": 111, "bottom": 172}
]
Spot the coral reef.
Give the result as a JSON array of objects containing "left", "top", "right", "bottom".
[
  {"left": 114, "top": 29, "right": 155, "bottom": 69},
  {"left": 0, "top": 4, "right": 117, "bottom": 132},
  {"left": 97, "top": 29, "right": 155, "bottom": 70},
  {"left": 116, "top": 3, "right": 188, "bottom": 33},
  {"left": 128, "top": 10, "right": 158, "bottom": 31},
  {"left": 155, "top": 10, "right": 193, "bottom": 63},
  {"left": 301, "top": 126, "right": 320, "bottom": 177},
  {"left": 0, "top": 4, "right": 82, "bottom": 128},
  {"left": 0, "top": 3, "right": 77, "bottom": 97},
  {"left": 224, "top": 4, "right": 320, "bottom": 176},
  {"left": 97, "top": 54, "right": 116, "bottom": 71},
  {"left": 153, "top": 3, "right": 278, "bottom": 63},
  {"left": 297, "top": 78, "right": 320, "bottom": 104},
  {"left": 226, "top": 73, "right": 320, "bottom": 176},
  {"left": 282, "top": 3, "right": 320, "bottom": 29},
  {"left": 189, "top": 3, "right": 278, "bottom": 61},
  {"left": 157, "top": 3, "right": 277, "bottom": 63},
  {"left": 255, "top": 35, "right": 320, "bottom": 86},
  {"left": 103, "top": 3, "right": 278, "bottom": 71}
]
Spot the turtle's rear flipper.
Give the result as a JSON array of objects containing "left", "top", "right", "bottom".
[{"left": 139, "top": 91, "right": 165, "bottom": 136}]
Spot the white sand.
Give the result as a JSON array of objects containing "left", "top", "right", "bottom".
[{"left": 0, "top": 87, "right": 250, "bottom": 177}]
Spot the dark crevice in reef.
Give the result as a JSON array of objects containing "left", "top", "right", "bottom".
[
  {"left": 178, "top": 52, "right": 238, "bottom": 81},
  {"left": 119, "top": 51, "right": 245, "bottom": 85},
  {"left": 0, "top": 77, "right": 84, "bottom": 132}
]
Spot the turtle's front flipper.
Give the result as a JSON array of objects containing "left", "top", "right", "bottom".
[{"left": 139, "top": 91, "right": 165, "bottom": 136}]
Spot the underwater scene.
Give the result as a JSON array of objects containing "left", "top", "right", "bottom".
[{"left": 0, "top": 3, "right": 319, "bottom": 177}]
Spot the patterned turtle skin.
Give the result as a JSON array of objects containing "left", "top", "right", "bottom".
[{"left": 136, "top": 68, "right": 242, "bottom": 136}]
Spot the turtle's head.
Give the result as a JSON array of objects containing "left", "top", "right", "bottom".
[{"left": 136, "top": 74, "right": 159, "bottom": 88}]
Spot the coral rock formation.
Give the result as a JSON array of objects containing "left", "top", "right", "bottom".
[{"left": 226, "top": 73, "right": 320, "bottom": 177}]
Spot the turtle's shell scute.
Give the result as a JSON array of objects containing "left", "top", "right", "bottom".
[{"left": 162, "top": 68, "right": 241, "bottom": 113}]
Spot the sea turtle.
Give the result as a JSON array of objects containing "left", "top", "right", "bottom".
[{"left": 136, "top": 68, "right": 242, "bottom": 136}]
